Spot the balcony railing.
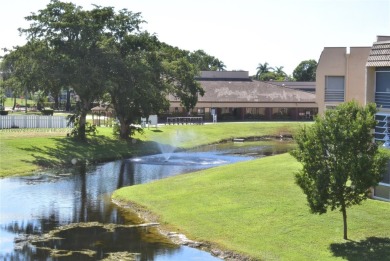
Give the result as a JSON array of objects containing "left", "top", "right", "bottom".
[
  {"left": 325, "top": 90, "right": 345, "bottom": 102},
  {"left": 375, "top": 92, "right": 390, "bottom": 109}
]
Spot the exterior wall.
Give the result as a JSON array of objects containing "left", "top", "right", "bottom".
[
  {"left": 316, "top": 47, "right": 347, "bottom": 115},
  {"left": 377, "top": 35, "right": 390, "bottom": 42},
  {"left": 316, "top": 37, "right": 390, "bottom": 201},
  {"left": 366, "top": 67, "right": 376, "bottom": 105},
  {"left": 168, "top": 70, "right": 317, "bottom": 121},
  {"left": 346, "top": 47, "right": 371, "bottom": 105},
  {"left": 167, "top": 103, "right": 317, "bottom": 122},
  {"left": 316, "top": 47, "right": 371, "bottom": 115}
]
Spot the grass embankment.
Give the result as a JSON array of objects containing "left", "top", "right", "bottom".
[
  {"left": 0, "top": 128, "right": 146, "bottom": 177},
  {"left": 113, "top": 153, "right": 390, "bottom": 261},
  {"left": 0, "top": 122, "right": 303, "bottom": 177}
]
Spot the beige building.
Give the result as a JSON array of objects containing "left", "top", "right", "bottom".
[
  {"left": 316, "top": 35, "right": 390, "bottom": 201},
  {"left": 316, "top": 46, "right": 371, "bottom": 114},
  {"left": 167, "top": 71, "right": 317, "bottom": 122}
]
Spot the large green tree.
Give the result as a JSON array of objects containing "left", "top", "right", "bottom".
[
  {"left": 2, "top": 40, "right": 65, "bottom": 111},
  {"left": 107, "top": 37, "right": 203, "bottom": 139},
  {"left": 290, "top": 101, "right": 388, "bottom": 240},
  {"left": 292, "top": 59, "right": 317, "bottom": 81},
  {"left": 19, "top": 0, "right": 144, "bottom": 140},
  {"left": 163, "top": 46, "right": 204, "bottom": 112},
  {"left": 188, "top": 49, "right": 226, "bottom": 71},
  {"left": 15, "top": 0, "right": 204, "bottom": 140},
  {"left": 0, "top": 42, "right": 46, "bottom": 112}
]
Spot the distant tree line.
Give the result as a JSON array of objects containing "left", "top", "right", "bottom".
[{"left": 254, "top": 60, "right": 317, "bottom": 81}]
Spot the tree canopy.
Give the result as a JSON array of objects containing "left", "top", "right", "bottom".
[
  {"left": 17, "top": 1, "right": 142, "bottom": 139},
  {"left": 255, "top": 62, "right": 273, "bottom": 79},
  {"left": 102, "top": 33, "right": 203, "bottom": 139},
  {"left": 0, "top": 41, "right": 50, "bottom": 112},
  {"left": 254, "top": 62, "right": 290, "bottom": 81},
  {"left": 3, "top": 0, "right": 205, "bottom": 140},
  {"left": 188, "top": 49, "right": 226, "bottom": 71},
  {"left": 290, "top": 101, "right": 388, "bottom": 240},
  {"left": 292, "top": 59, "right": 317, "bottom": 81}
]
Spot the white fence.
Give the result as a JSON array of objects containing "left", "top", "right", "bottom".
[{"left": 0, "top": 115, "right": 72, "bottom": 129}]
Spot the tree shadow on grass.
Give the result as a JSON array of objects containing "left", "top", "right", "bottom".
[
  {"left": 330, "top": 237, "right": 390, "bottom": 261},
  {"left": 19, "top": 135, "right": 162, "bottom": 169}
]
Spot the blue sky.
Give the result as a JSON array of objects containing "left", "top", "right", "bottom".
[{"left": 0, "top": 0, "right": 389, "bottom": 75}]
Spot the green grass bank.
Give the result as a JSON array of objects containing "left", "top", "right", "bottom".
[
  {"left": 113, "top": 153, "right": 390, "bottom": 261},
  {"left": 0, "top": 122, "right": 303, "bottom": 177},
  {"left": 2, "top": 121, "right": 389, "bottom": 260}
]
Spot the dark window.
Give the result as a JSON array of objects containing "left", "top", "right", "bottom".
[
  {"left": 325, "top": 76, "right": 345, "bottom": 102},
  {"left": 382, "top": 162, "right": 390, "bottom": 184},
  {"left": 375, "top": 68, "right": 390, "bottom": 108}
]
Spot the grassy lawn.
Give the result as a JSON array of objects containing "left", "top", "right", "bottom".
[
  {"left": 3, "top": 98, "right": 33, "bottom": 108},
  {"left": 135, "top": 122, "right": 303, "bottom": 147},
  {"left": 0, "top": 122, "right": 304, "bottom": 177},
  {"left": 1, "top": 121, "right": 389, "bottom": 259},
  {"left": 113, "top": 153, "right": 390, "bottom": 261},
  {"left": 0, "top": 128, "right": 155, "bottom": 177}
]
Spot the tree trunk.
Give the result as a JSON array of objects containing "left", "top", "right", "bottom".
[
  {"left": 119, "top": 120, "right": 130, "bottom": 140},
  {"left": 25, "top": 91, "right": 28, "bottom": 114},
  {"left": 66, "top": 90, "right": 71, "bottom": 112},
  {"left": 341, "top": 204, "right": 348, "bottom": 240},
  {"left": 78, "top": 105, "right": 88, "bottom": 141},
  {"left": 53, "top": 93, "right": 59, "bottom": 110}
]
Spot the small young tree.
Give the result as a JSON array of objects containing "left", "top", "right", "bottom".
[{"left": 290, "top": 101, "right": 388, "bottom": 240}]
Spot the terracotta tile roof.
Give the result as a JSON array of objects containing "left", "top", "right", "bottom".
[
  {"left": 192, "top": 80, "right": 316, "bottom": 103},
  {"left": 366, "top": 41, "right": 390, "bottom": 67}
]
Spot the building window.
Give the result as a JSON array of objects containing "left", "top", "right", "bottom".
[
  {"left": 374, "top": 161, "right": 390, "bottom": 201},
  {"left": 375, "top": 67, "right": 390, "bottom": 109},
  {"left": 374, "top": 113, "right": 390, "bottom": 142},
  {"left": 325, "top": 105, "right": 337, "bottom": 110},
  {"left": 382, "top": 162, "right": 390, "bottom": 184},
  {"left": 325, "top": 76, "right": 345, "bottom": 102}
]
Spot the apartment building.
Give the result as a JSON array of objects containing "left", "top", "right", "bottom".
[{"left": 316, "top": 35, "right": 390, "bottom": 201}]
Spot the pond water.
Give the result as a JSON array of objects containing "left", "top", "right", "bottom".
[{"left": 0, "top": 140, "right": 294, "bottom": 260}]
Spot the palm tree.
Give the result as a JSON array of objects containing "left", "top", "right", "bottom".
[
  {"left": 274, "top": 66, "right": 286, "bottom": 77},
  {"left": 256, "top": 62, "right": 274, "bottom": 79}
]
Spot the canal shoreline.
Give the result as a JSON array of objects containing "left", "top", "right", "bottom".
[
  {"left": 108, "top": 137, "right": 294, "bottom": 261},
  {"left": 112, "top": 198, "right": 255, "bottom": 261},
  {"left": 1, "top": 134, "right": 292, "bottom": 178}
]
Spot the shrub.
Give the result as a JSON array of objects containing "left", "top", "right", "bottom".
[{"left": 41, "top": 109, "right": 54, "bottom": 116}]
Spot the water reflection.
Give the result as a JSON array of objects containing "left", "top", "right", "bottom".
[{"left": 0, "top": 140, "right": 293, "bottom": 260}]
